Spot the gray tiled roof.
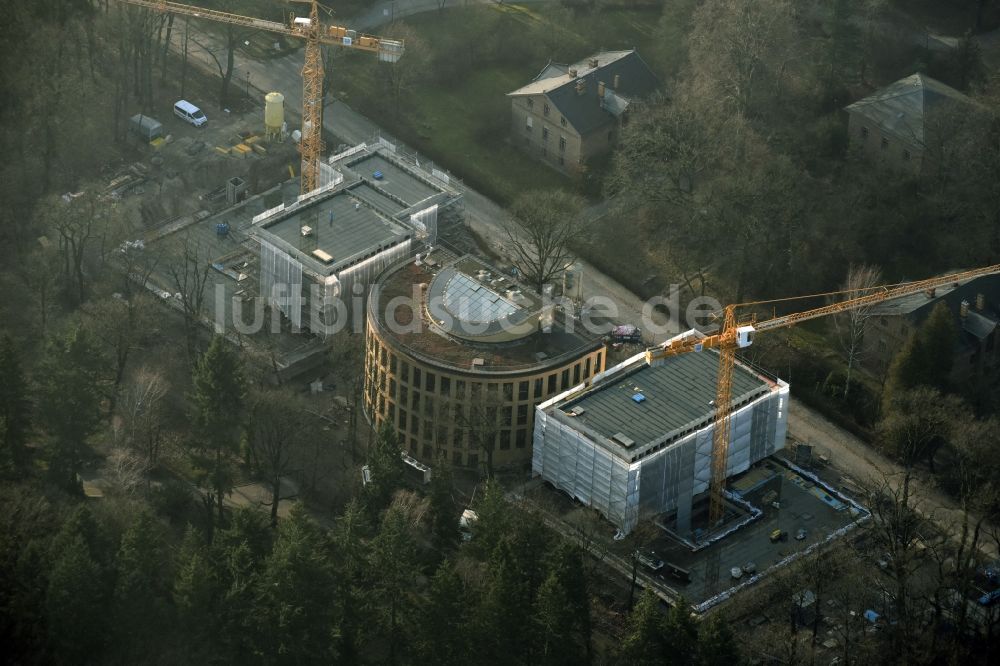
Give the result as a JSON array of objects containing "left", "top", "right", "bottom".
[
  {"left": 508, "top": 50, "right": 658, "bottom": 135},
  {"left": 844, "top": 73, "right": 973, "bottom": 146},
  {"left": 558, "top": 351, "right": 770, "bottom": 449}
]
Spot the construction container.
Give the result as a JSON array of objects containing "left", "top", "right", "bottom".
[
  {"left": 265, "top": 92, "right": 284, "bottom": 139},
  {"left": 129, "top": 114, "right": 164, "bottom": 141}
]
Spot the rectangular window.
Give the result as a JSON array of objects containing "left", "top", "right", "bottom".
[
  {"left": 425, "top": 372, "right": 435, "bottom": 392},
  {"left": 584, "top": 358, "right": 591, "bottom": 378},
  {"left": 453, "top": 451, "right": 463, "bottom": 466},
  {"left": 534, "top": 378, "right": 543, "bottom": 399},
  {"left": 561, "top": 369, "right": 570, "bottom": 390},
  {"left": 542, "top": 127, "right": 549, "bottom": 141},
  {"left": 517, "top": 404, "right": 528, "bottom": 426},
  {"left": 527, "top": 98, "right": 533, "bottom": 109},
  {"left": 516, "top": 429, "right": 527, "bottom": 449},
  {"left": 456, "top": 380, "right": 466, "bottom": 397},
  {"left": 412, "top": 368, "right": 421, "bottom": 387},
  {"left": 596, "top": 351, "right": 602, "bottom": 369},
  {"left": 424, "top": 397, "right": 434, "bottom": 418},
  {"left": 409, "top": 438, "right": 417, "bottom": 454},
  {"left": 559, "top": 136, "right": 566, "bottom": 152},
  {"left": 861, "top": 126, "right": 869, "bottom": 139},
  {"left": 560, "top": 116, "right": 566, "bottom": 127},
  {"left": 389, "top": 355, "right": 397, "bottom": 374},
  {"left": 399, "top": 386, "right": 408, "bottom": 405},
  {"left": 499, "top": 430, "right": 511, "bottom": 450},
  {"left": 543, "top": 103, "right": 550, "bottom": 117},
  {"left": 399, "top": 409, "right": 407, "bottom": 430},
  {"left": 518, "top": 381, "right": 529, "bottom": 401},
  {"left": 573, "top": 363, "right": 581, "bottom": 384},
  {"left": 548, "top": 374, "right": 557, "bottom": 393},
  {"left": 440, "top": 376, "right": 451, "bottom": 395},
  {"left": 400, "top": 362, "right": 409, "bottom": 382},
  {"left": 423, "top": 444, "right": 433, "bottom": 459},
  {"left": 881, "top": 137, "right": 889, "bottom": 151},
  {"left": 503, "top": 383, "right": 513, "bottom": 401},
  {"left": 453, "top": 428, "right": 464, "bottom": 448},
  {"left": 502, "top": 407, "right": 512, "bottom": 426},
  {"left": 410, "top": 415, "right": 419, "bottom": 434},
  {"left": 389, "top": 378, "right": 397, "bottom": 398},
  {"left": 411, "top": 392, "right": 420, "bottom": 411},
  {"left": 467, "top": 453, "right": 478, "bottom": 469},
  {"left": 388, "top": 403, "right": 395, "bottom": 421}
]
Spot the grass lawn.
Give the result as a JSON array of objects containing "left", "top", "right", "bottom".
[{"left": 335, "top": 1, "right": 696, "bottom": 205}]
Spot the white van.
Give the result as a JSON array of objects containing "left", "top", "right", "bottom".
[{"left": 173, "top": 100, "right": 207, "bottom": 127}]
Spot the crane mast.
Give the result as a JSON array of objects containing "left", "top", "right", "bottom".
[
  {"left": 647, "top": 263, "right": 1000, "bottom": 525},
  {"left": 115, "top": 0, "right": 404, "bottom": 195}
]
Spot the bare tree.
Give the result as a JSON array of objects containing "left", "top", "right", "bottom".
[
  {"left": 831, "top": 263, "right": 882, "bottom": 398},
  {"left": 166, "top": 234, "right": 212, "bottom": 364},
  {"left": 505, "top": 190, "right": 586, "bottom": 295},
  {"left": 119, "top": 365, "right": 169, "bottom": 469},
  {"left": 101, "top": 446, "right": 151, "bottom": 497},
  {"left": 246, "top": 387, "right": 308, "bottom": 527}
]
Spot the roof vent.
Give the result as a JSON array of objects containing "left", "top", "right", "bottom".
[
  {"left": 576, "top": 79, "right": 586, "bottom": 95},
  {"left": 471, "top": 358, "right": 485, "bottom": 369},
  {"left": 300, "top": 225, "right": 314, "bottom": 237},
  {"left": 568, "top": 67, "right": 577, "bottom": 77},
  {"left": 632, "top": 393, "right": 646, "bottom": 404},
  {"left": 311, "top": 248, "right": 334, "bottom": 264},
  {"left": 534, "top": 351, "right": 548, "bottom": 361},
  {"left": 611, "top": 432, "right": 635, "bottom": 448},
  {"left": 924, "top": 287, "right": 936, "bottom": 298},
  {"left": 588, "top": 57, "right": 599, "bottom": 68},
  {"left": 569, "top": 406, "right": 586, "bottom": 416}
]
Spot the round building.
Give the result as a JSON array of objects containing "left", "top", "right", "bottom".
[{"left": 364, "top": 252, "right": 606, "bottom": 470}]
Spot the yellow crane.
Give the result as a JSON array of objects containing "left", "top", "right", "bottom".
[
  {"left": 646, "top": 263, "right": 1000, "bottom": 525},
  {"left": 117, "top": 0, "right": 404, "bottom": 194}
]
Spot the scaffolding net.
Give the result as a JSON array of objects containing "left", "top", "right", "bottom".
[{"left": 259, "top": 239, "right": 304, "bottom": 329}]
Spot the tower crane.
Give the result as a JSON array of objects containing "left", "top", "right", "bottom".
[
  {"left": 646, "top": 263, "right": 1000, "bottom": 525},
  {"left": 116, "top": 0, "right": 404, "bottom": 194}
]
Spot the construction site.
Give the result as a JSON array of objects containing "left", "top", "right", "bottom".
[{"left": 88, "top": 0, "right": 1000, "bottom": 624}]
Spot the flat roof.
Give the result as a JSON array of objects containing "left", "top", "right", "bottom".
[
  {"left": 257, "top": 189, "right": 409, "bottom": 274},
  {"left": 350, "top": 154, "right": 439, "bottom": 206},
  {"left": 555, "top": 352, "right": 773, "bottom": 452},
  {"left": 370, "top": 249, "right": 603, "bottom": 374}
]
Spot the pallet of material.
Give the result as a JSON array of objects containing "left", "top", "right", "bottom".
[
  {"left": 232, "top": 144, "right": 252, "bottom": 158},
  {"left": 215, "top": 146, "right": 230, "bottom": 156},
  {"left": 251, "top": 143, "right": 267, "bottom": 155}
]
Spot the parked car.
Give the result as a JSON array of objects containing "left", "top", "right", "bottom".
[
  {"left": 742, "top": 561, "right": 757, "bottom": 575},
  {"left": 770, "top": 529, "right": 789, "bottom": 543},
  {"left": 795, "top": 528, "right": 807, "bottom": 541},
  {"left": 174, "top": 99, "right": 207, "bottom": 127},
  {"left": 730, "top": 566, "right": 743, "bottom": 580}
]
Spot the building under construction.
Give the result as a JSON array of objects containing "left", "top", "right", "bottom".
[
  {"left": 532, "top": 341, "right": 789, "bottom": 536},
  {"left": 250, "top": 141, "right": 461, "bottom": 335}
]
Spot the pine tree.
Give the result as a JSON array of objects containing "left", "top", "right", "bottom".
[
  {"left": 113, "top": 513, "right": 169, "bottom": 659},
  {"left": 619, "top": 588, "right": 667, "bottom": 666},
  {"left": 663, "top": 597, "right": 699, "bottom": 666},
  {"left": 46, "top": 534, "right": 108, "bottom": 663},
  {"left": 37, "top": 327, "right": 104, "bottom": 492},
  {"left": 173, "top": 526, "right": 220, "bottom": 649},
  {"left": 414, "top": 560, "right": 470, "bottom": 666},
  {"left": 429, "top": 455, "right": 458, "bottom": 552},
  {"left": 883, "top": 302, "right": 956, "bottom": 412},
  {"left": 254, "top": 506, "right": 338, "bottom": 663},
  {"left": 534, "top": 570, "right": 576, "bottom": 665},
  {"left": 364, "top": 423, "right": 405, "bottom": 516},
  {"left": 0, "top": 335, "right": 32, "bottom": 473},
  {"left": 372, "top": 505, "right": 417, "bottom": 665},
  {"left": 546, "top": 542, "right": 592, "bottom": 662},
  {"left": 189, "top": 335, "right": 245, "bottom": 522},
  {"left": 698, "top": 613, "right": 741, "bottom": 666},
  {"left": 332, "top": 498, "right": 370, "bottom": 664},
  {"left": 470, "top": 479, "right": 511, "bottom": 557}
]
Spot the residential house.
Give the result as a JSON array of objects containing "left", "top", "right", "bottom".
[
  {"left": 844, "top": 73, "right": 976, "bottom": 174},
  {"left": 862, "top": 273, "right": 1000, "bottom": 381},
  {"left": 507, "top": 50, "right": 658, "bottom": 175}
]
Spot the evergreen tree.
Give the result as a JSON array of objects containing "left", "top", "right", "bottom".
[
  {"left": 364, "top": 423, "right": 405, "bottom": 516},
  {"left": 46, "top": 534, "right": 108, "bottom": 663},
  {"left": 254, "top": 506, "right": 338, "bottom": 663},
  {"left": 698, "top": 613, "right": 741, "bottom": 666},
  {"left": 429, "top": 455, "right": 459, "bottom": 552},
  {"left": 663, "top": 597, "right": 699, "bottom": 666},
  {"left": 371, "top": 505, "right": 417, "bottom": 665},
  {"left": 534, "top": 570, "right": 576, "bottom": 665},
  {"left": 37, "top": 326, "right": 103, "bottom": 492},
  {"left": 0, "top": 335, "right": 31, "bottom": 473},
  {"left": 883, "top": 302, "right": 956, "bottom": 410},
  {"left": 173, "top": 525, "right": 220, "bottom": 654},
  {"left": 618, "top": 588, "right": 667, "bottom": 666},
  {"left": 546, "top": 542, "right": 592, "bottom": 662},
  {"left": 470, "top": 478, "right": 511, "bottom": 557},
  {"left": 212, "top": 507, "right": 272, "bottom": 659},
  {"left": 414, "top": 560, "right": 470, "bottom": 666},
  {"left": 113, "top": 512, "right": 168, "bottom": 658},
  {"left": 332, "top": 498, "right": 370, "bottom": 664},
  {"left": 188, "top": 335, "right": 245, "bottom": 522},
  {"left": 475, "top": 537, "right": 537, "bottom": 664}
]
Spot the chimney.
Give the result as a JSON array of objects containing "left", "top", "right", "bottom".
[
  {"left": 568, "top": 67, "right": 577, "bottom": 77},
  {"left": 976, "top": 293, "right": 985, "bottom": 311},
  {"left": 576, "top": 79, "right": 586, "bottom": 95},
  {"left": 598, "top": 81, "right": 606, "bottom": 99},
  {"left": 960, "top": 300, "right": 970, "bottom": 319},
  {"left": 589, "top": 57, "right": 599, "bottom": 69},
  {"left": 613, "top": 73, "right": 620, "bottom": 90},
  {"left": 924, "top": 287, "right": 936, "bottom": 298}
]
